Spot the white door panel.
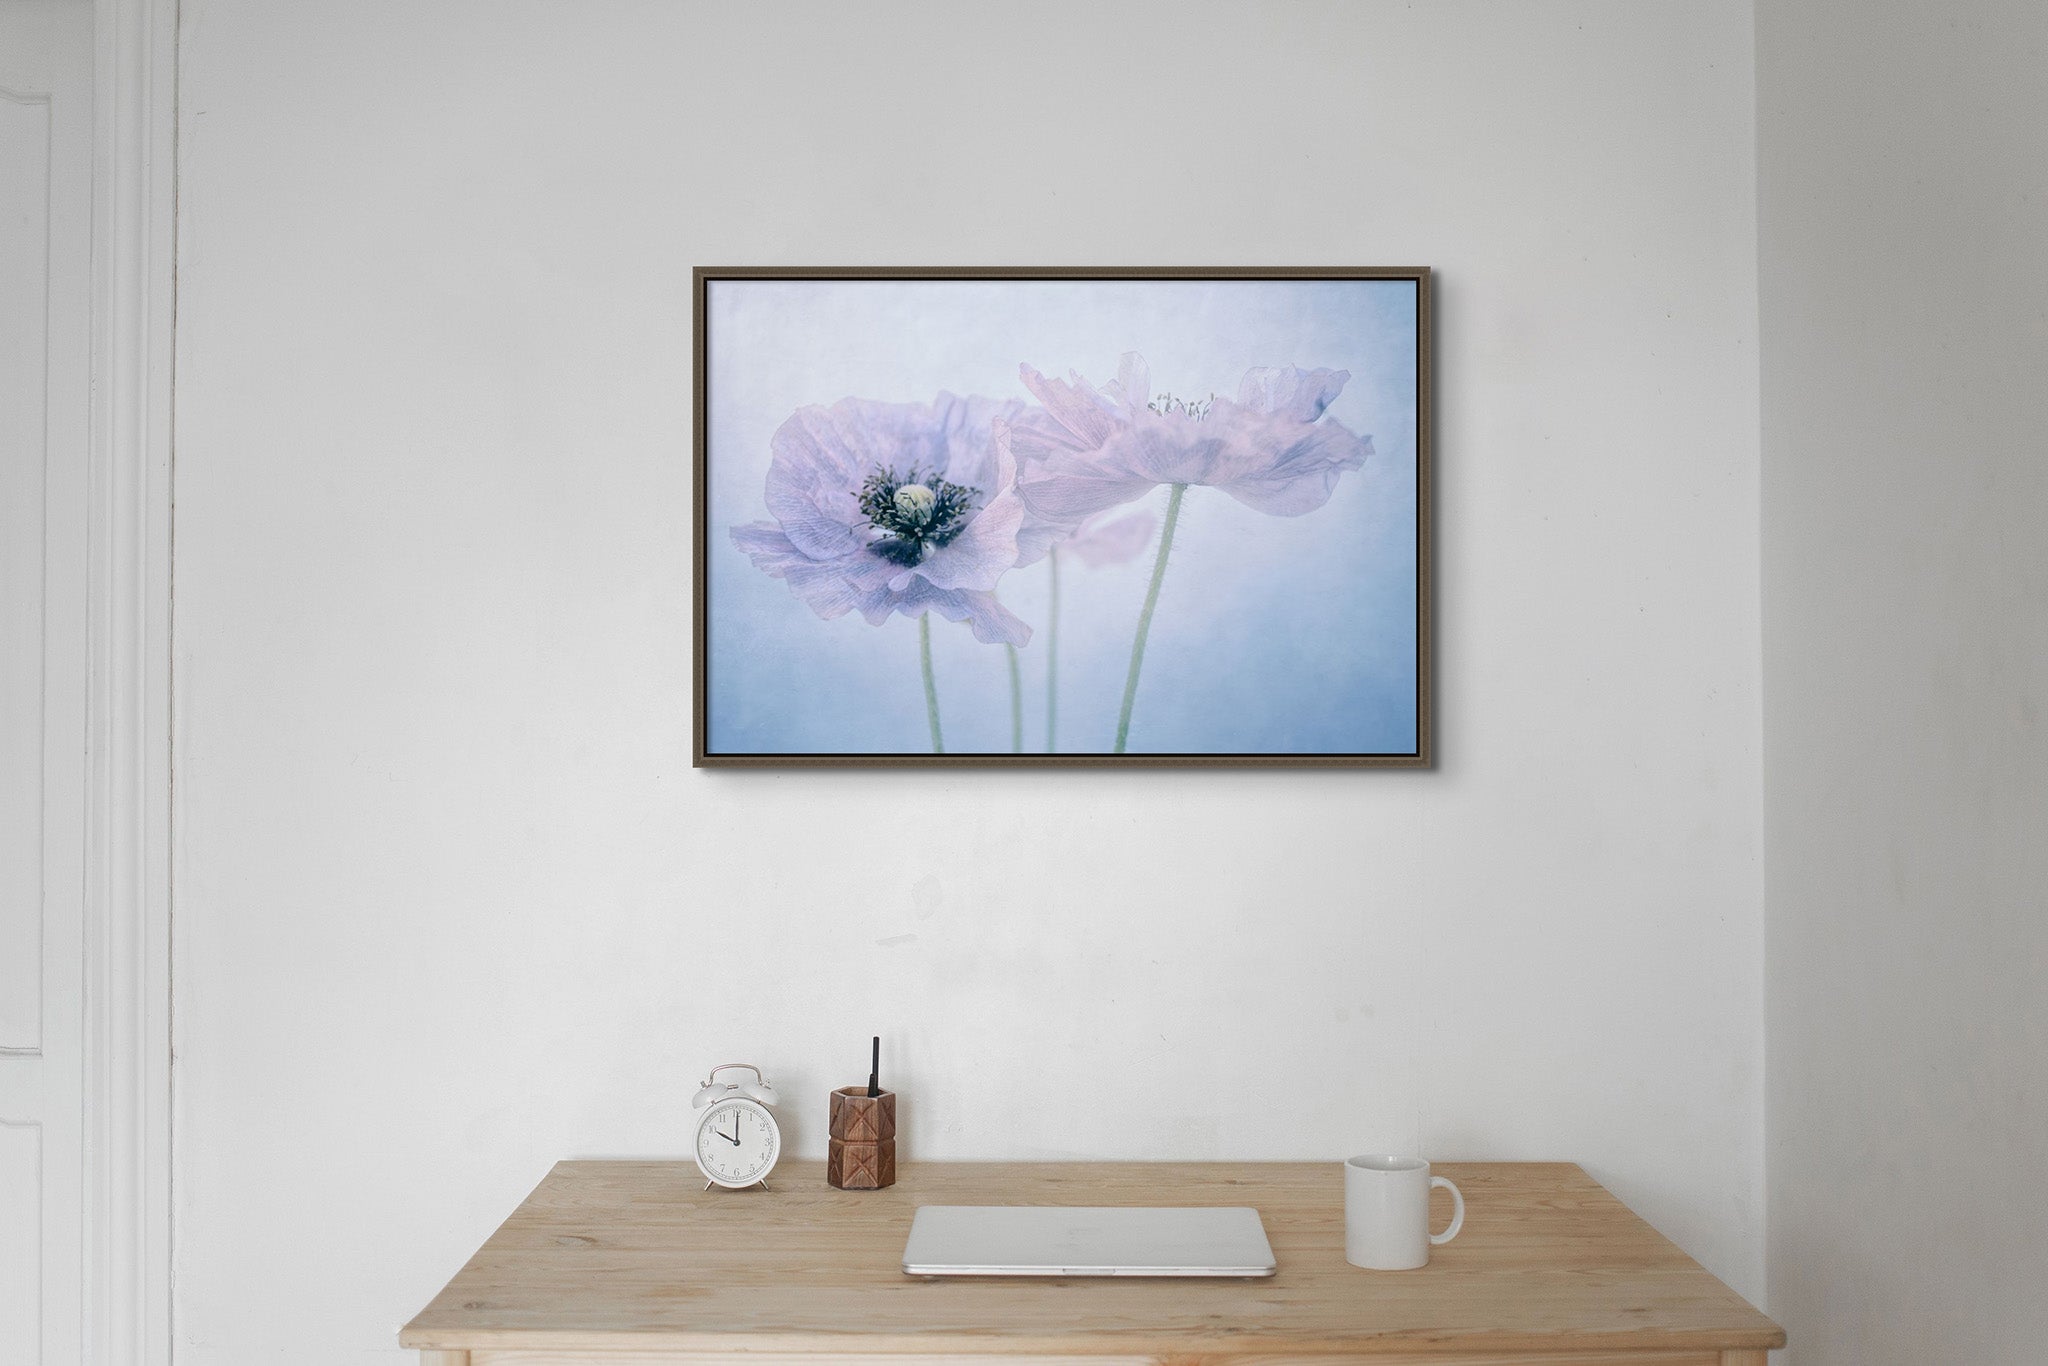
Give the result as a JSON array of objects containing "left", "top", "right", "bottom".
[
  {"left": 0, "top": 1121, "right": 41, "bottom": 1363},
  {"left": 1, "top": 82, "right": 50, "bottom": 1051},
  {"left": 1, "top": 3, "right": 95, "bottom": 1364}
]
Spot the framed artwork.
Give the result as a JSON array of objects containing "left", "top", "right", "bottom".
[{"left": 694, "top": 267, "right": 1431, "bottom": 767}]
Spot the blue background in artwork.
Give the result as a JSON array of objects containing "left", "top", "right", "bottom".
[{"left": 704, "top": 279, "right": 1419, "bottom": 755}]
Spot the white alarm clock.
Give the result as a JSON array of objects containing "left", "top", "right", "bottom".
[{"left": 691, "top": 1063, "right": 781, "bottom": 1190}]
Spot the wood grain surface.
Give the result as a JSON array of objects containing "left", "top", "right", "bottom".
[
  {"left": 400, "top": 1161, "right": 1781, "bottom": 1358},
  {"left": 467, "top": 1352, "right": 1736, "bottom": 1366}
]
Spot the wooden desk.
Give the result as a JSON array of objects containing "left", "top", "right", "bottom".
[{"left": 402, "top": 1160, "right": 1783, "bottom": 1366}]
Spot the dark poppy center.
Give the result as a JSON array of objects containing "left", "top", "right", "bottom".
[{"left": 857, "top": 464, "right": 980, "bottom": 567}]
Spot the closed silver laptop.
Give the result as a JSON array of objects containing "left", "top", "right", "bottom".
[{"left": 902, "top": 1205, "right": 1277, "bottom": 1278}]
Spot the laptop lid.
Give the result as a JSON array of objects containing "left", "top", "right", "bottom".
[{"left": 901, "top": 1205, "right": 1277, "bottom": 1278}]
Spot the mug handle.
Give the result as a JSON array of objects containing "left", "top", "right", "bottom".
[{"left": 1429, "top": 1176, "right": 1465, "bottom": 1245}]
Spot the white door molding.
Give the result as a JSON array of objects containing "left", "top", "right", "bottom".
[{"left": 83, "top": 0, "right": 176, "bottom": 1363}]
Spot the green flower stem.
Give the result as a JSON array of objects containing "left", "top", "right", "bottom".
[
  {"left": 1046, "top": 548, "right": 1062, "bottom": 753},
  {"left": 1114, "top": 483, "right": 1187, "bottom": 755},
  {"left": 920, "top": 614, "right": 944, "bottom": 754},
  {"left": 1005, "top": 643, "right": 1023, "bottom": 754}
]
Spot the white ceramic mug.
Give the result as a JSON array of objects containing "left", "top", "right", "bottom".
[{"left": 1344, "top": 1155, "right": 1465, "bottom": 1270}]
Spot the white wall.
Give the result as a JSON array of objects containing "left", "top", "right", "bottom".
[
  {"left": 1757, "top": 2, "right": 2048, "bottom": 1362},
  {"left": 171, "top": 4, "right": 1766, "bottom": 1362}
]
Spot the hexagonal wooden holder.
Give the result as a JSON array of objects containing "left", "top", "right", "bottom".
[{"left": 827, "top": 1087, "right": 896, "bottom": 1190}]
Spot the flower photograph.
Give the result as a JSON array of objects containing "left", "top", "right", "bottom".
[{"left": 696, "top": 270, "right": 1428, "bottom": 765}]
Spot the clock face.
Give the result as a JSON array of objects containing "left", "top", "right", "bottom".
[{"left": 694, "top": 1097, "right": 780, "bottom": 1188}]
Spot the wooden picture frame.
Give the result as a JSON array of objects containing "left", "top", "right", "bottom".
[{"left": 694, "top": 267, "right": 1431, "bottom": 767}]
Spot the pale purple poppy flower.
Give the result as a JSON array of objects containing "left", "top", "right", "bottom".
[
  {"left": 730, "top": 393, "right": 1036, "bottom": 646},
  {"left": 1060, "top": 508, "right": 1157, "bottom": 568},
  {"left": 1005, "top": 352, "right": 1373, "bottom": 523},
  {"left": 1001, "top": 425, "right": 1152, "bottom": 570}
]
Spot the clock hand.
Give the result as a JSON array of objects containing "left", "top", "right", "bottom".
[{"left": 724, "top": 1120, "right": 741, "bottom": 1145}]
